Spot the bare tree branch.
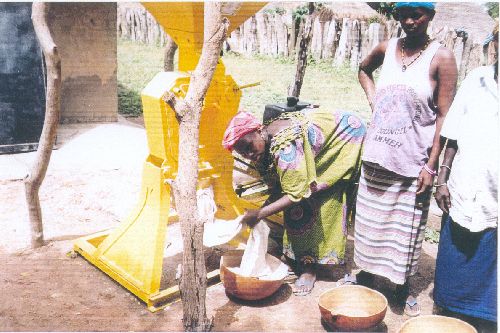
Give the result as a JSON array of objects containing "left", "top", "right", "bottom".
[
  {"left": 289, "top": 2, "right": 316, "bottom": 98},
  {"left": 167, "top": 2, "right": 228, "bottom": 331},
  {"left": 163, "top": 34, "right": 177, "bottom": 71},
  {"left": 162, "top": 91, "right": 188, "bottom": 121},
  {"left": 25, "top": 2, "right": 61, "bottom": 248}
]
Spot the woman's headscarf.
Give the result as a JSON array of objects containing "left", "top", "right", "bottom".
[
  {"left": 394, "top": 2, "right": 436, "bottom": 10},
  {"left": 222, "top": 111, "right": 262, "bottom": 151}
]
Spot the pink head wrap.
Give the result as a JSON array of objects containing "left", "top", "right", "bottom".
[{"left": 222, "top": 111, "right": 262, "bottom": 151}]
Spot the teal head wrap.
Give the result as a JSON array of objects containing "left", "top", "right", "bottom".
[{"left": 394, "top": 2, "right": 436, "bottom": 10}]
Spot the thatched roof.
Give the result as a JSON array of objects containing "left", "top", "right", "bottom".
[
  {"left": 263, "top": 2, "right": 383, "bottom": 21},
  {"left": 325, "top": 2, "right": 383, "bottom": 21},
  {"left": 432, "top": 2, "right": 495, "bottom": 43},
  {"left": 262, "top": 2, "right": 304, "bottom": 12}
]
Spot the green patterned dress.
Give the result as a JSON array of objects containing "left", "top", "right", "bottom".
[{"left": 263, "top": 108, "right": 365, "bottom": 265}]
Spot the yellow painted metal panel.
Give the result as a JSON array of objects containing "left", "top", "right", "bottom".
[
  {"left": 93, "top": 161, "right": 170, "bottom": 294},
  {"left": 142, "top": 2, "right": 266, "bottom": 71},
  {"left": 73, "top": 2, "right": 280, "bottom": 312}
]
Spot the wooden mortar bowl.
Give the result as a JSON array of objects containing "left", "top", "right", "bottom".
[
  {"left": 318, "top": 285, "right": 387, "bottom": 331},
  {"left": 399, "top": 315, "right": 478, "bottom": 333},
  {"left": 220, "top": 250, "right": 285, "bottom": 301}
]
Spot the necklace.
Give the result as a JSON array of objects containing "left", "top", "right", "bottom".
[{"left": 401, "top": 36, "right": 431, "bottom": 72}]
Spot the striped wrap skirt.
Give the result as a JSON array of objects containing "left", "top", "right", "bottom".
[{"left": 353, "top": 162, "right": 430, "bottom": 285}]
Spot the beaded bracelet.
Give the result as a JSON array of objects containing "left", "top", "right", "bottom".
[
  {"left": 434, "top": 183, "right": 448, "bottom": 188},
  {"left": 423, "top": 164, "right": 437, "bottom": 176},
  {"left": 440, "top": 164, "right": 451, "bottom": 171}
]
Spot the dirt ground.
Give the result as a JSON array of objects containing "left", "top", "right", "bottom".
[
  {"left": 0, "top": 236, "right": 441, "bottom": 332},
  {"left": 0, "top": 118, "right": 490, "bottom": 332}
]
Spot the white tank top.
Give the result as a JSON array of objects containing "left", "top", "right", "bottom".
[{"left": 362, "top": 37, "right": 442, "bottom": 177}]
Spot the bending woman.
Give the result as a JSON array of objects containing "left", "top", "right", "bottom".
[
  {"left": 222, "top": 108, "right": 365, "bottom": 295},
  {"left": 346, "top": 2, "right": 457, "bottom": 316}
]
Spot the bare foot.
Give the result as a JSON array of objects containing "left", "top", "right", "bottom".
[{"left": 293, "top": 266, "right": 316, "bottom": 296}]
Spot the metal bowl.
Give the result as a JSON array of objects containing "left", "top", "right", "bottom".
[
  {"left": 318, "top": 285, "right": 388, "bottom": 331},
  {"left": 399, "top": 315, "right": 477, "bottom": 333},
  {"left": 220, "top": 250, "right": 287, "bottom": 301}
]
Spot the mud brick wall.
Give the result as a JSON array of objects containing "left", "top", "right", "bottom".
[{"left": 49, "top": 3, "right": 118, "bottom": 123}]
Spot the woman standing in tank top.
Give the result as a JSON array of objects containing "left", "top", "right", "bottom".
[{"left": 336, "top": 2, "right": 458, "bottom": 316}]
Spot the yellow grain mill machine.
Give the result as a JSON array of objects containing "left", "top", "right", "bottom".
[{"left": 73, "top": 2, "right": 279, "bottom": 312}]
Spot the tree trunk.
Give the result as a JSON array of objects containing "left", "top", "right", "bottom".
[
  {"left": 458, "top": 32, "right": 473, "bottom": 81},
  {"left": 321, "top": 20, "right": 330, "bottom": 59},
  {"left": 294, "top": 18, "right": 304, "bottom": 54},
  {"left": 139, "top": 10, "right": 148, "bottom": 43},
  {"left": 360, "top": 21, "right": 369, "bottom": 62},
  {"left": 226, "top": 30, "right": 240, "bottom": 54},
  {"left": 367, "top": 22, "right": 382, "bottom": 53},
  {"left": 288, "top": 15, "right": 296, "bottom": 57},
  {"left": 266, "top": 14, "right": 275, "bottom": 56},
  {"left": 270, "top": 14, "right": 278, "bottom": 56},
  {"left": 117, "top": 6, "right": 126, "bottom": 38},
  {"left": 163, "top": 34, "right": 178, "bottom": 71},
  {"left": 238, "top": 23, "right": 245, "bottom": 54},
  {"left": 467, "top": 43, "right": 482, "bottom": 73},
  {"left": 162, "top": 3, "right": 228, "bottom": 331},
  {"left": 255, "top": 12, "right": 268, "bottom": 55},
  {"left": 125, "top": 10, "right": 133, "bottom": 39},
  {"left": 247, "top": 16, "right": 258, "bottom": 54},
  {"left": 485, "top": 38, "right": 497, "bottom": 65},
  {"left": 288, "top": 2, "right": 315, "bottom": 98},
  {"left": 25, "top": 2, "right": 62, "bottom": 248},
  {"left": 311, "top": 16, "right": 322, "bottom": 60},
  {"left": 453, "top": 36, "right": 465, "bottom": 72},
  {"left": 275, "top": 13, "right": 287, "bottom": 57},
  {"left": 324, "top": 18, "right": 337, "bottom": 59},
  {"left": 334, "top": 18, "right": 351, "bottom": 66},
  {"left": 349, "top": 19, "right": 361, "bottom": 68}
]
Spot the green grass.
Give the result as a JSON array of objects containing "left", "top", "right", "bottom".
[
  {"left": 117, "top": 39, "right": 165, "bottom": 116},
  {"left": 222, "top": 52, "right": 371, "bottom": 120},
  {"left": 117, "top": 38, "right": 372, "bottom": 121},
  {"left": 425, "top": 227, "right": 441, "bottom": 244}
]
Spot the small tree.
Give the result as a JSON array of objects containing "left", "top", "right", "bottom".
[
  {"left": 288, "top": 2, "right": 316, "bottom": 98},
  {"left": 25, "top": 2, "right": 61, "bottom": 248},
  {"left": 162, "top": 3, "right": 228, "bottom": 331},
  {"left": 163, "top": 34, "right": 178, "bottom": 71}
]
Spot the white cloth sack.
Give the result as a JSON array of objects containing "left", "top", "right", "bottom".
[
  {"left": 198, "top": 185, "right": 244, "bottom": 247},
  {"left": 239, "top": 221, "right": 273, "bottom": 277},
  {"left": 197, "top": 186, "right": 217, "bottom": 223},
  {"left": 203, "top": 216, "right": 243, "bottom": 247}
]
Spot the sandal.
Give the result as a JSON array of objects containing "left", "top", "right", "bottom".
[
  {"left": 292, "top": 265, "right": 316, "bottom": 296},
  {"left": 404, "top": 295, "right": 421, "bottom": 317},
  {"left": 336, "top": 273, "right": 357, "bottom": 287},
  {"left": 292, "top": 273, "right": 316, "bottom": 296}
]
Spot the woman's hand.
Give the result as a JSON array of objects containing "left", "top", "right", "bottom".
[
  {"left": 416, "top": 168, "right": 434, "bottom": 194},
  {"left": 241, "top": 195, "right": 296, "bottom": 228},
  {"left": 241, "top": 209, "right": 261, "bottom": 228},
  {"left": 433, "top": 140, "right": 457, "bottom": 213},
  {"left": 434, "top": 185, "right": 451, "bottom": 214}
]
